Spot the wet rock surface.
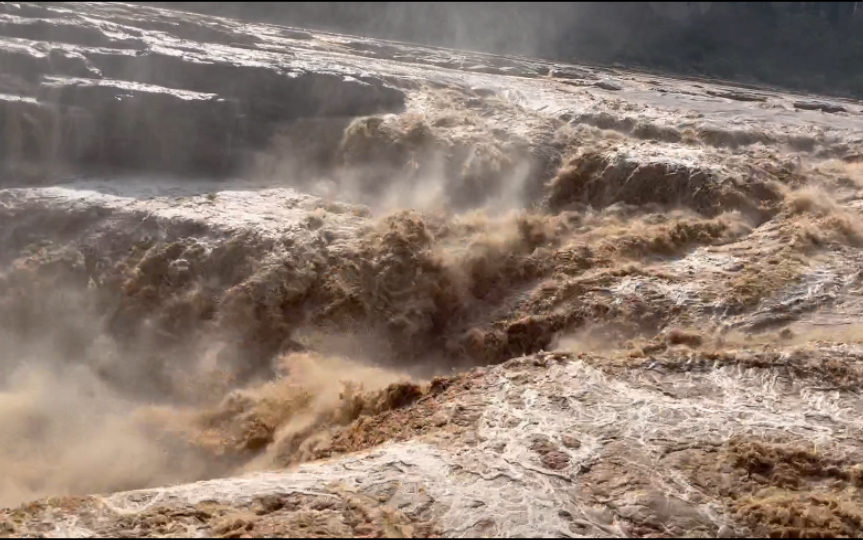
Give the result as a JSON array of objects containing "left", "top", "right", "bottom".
[
  {"left": 0, "top": 3, "right": 405, "bottom": 179},
  {"left": 793, "top": 100, "right": 848, "bottom": 114},
  {"left": 2, "top": 2, "right": 863, "bottom": 539}
]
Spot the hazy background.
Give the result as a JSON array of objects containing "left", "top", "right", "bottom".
[{"left": 141, "top": 2, "right": 863, "bottom": 99}]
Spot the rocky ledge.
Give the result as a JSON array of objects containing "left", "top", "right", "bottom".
[{"left": 0, "top": 1, "right": 405, "bottom": 180}]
